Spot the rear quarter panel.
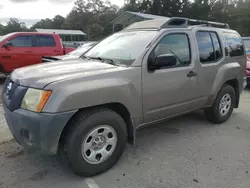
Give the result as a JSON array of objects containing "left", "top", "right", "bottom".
[
  {"left": 208, "top": 30, "right": 245, "bottom": 105},
  {"left": 191, "top": 28, "right": 245, "bottom": 107}
]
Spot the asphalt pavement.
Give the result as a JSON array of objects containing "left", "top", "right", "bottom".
[{"left": 0, "top": 88, "right": 250, "bottom": 188}]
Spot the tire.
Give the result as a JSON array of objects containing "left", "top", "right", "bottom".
[
  {"left": 65, "top": 108, "right": 127, "bottom": 177},
  {"left": 204, "top": 84, "right": 236, "bottom": 124}
]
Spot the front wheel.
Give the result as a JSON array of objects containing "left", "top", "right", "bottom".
[
  {"left": 204, "top": 84, "right": 236, "bottom": 124},
  {"left": 65, "top": 109, "right": 127, "bottom": 177}
]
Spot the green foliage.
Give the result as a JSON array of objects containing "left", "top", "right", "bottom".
[
  {"left": 0, "top": 0, "right": 250, "bottom": 38},
  {"left": 30, "top": 15, "right": 65, "bottom": 30},
  {"left": 0, "top": 18, "right": 29, "bottom": 35}
]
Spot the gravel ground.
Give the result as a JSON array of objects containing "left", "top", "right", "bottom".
[{"left": 0, "top": 89, "right": 250, "bottom": 188}]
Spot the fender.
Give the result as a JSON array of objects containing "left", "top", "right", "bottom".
[
  {"left": 43, "top": 77, "right": 143, "bottom": 126},
  {"left": 207, "top": 62, "right": 241, "bottom": 106}
]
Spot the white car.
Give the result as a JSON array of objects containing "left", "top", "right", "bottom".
[{"left": 42, "top": 42, "right": 97, "bottom": 63}]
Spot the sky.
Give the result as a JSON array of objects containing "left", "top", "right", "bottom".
[{"left": 0, "top": 0, "right": 125, "bottom": 26}]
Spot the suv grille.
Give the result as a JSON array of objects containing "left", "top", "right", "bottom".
[{"left": 3, "top": 77, "right": 28, "bottom": 111}]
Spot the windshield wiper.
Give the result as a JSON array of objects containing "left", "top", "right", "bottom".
[
  {"left": 87, "top": 56, "right": 119, "bottom": 66},
  {"left": 80, "top": 55, "right": 90, "bottom": 60}
]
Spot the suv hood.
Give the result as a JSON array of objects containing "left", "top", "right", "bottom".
[
  {"left": 11, "top": 59, "right": 126, "bottom": 88},
  {"left": 42, "top": 54, "right": 78, "bottom": 62}
]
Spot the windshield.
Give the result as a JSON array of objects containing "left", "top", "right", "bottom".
[
  {"left": 0, "top": 33, "right": 14, "bottom": 43},
  {"left": 85, "top": 31, "right": 158, "bottom": 66},
  {"left": 243, "top": 39, "right": 250, "bottom": 54},
  {"left": 68, "top": 42, "right": 96, "bottom": 56}
]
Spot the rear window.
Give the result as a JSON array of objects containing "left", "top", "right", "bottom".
[
  {"left": 35, "top": 35, "right": 56, "bottom": 47},
  {"left": 224, "top": 32, "right": 244, "bottom": 57}
]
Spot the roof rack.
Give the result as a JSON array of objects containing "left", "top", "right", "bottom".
[
  {"left": 188, "top": 18, "right": 229, "bottom": 29},
  {"left": 124, "top": 17, "right": 229, "bottom": 31},
  {"left": 162, "top": 17, "right": 230, "bottom": 29}
]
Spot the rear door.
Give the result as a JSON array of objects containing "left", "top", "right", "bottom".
[
  {"left": 194, "top": 30, "right": 225, "bottom": 98},
  {"left": 33, "top": 35, "right": 61, "bottom": 63},
  {"left": 0, "top": 34, "right": 35, "bottom": 72}
]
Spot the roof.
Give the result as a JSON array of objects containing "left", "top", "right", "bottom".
[
  {"left": 111, "top": 11, "right": 167, "bottom": 25},
  {"left": 35, "top": 29, "right": 86, "bottom": 35},
  {"left": 125, "top": 19, "right": 169, "bottom": 30},
  {"left": 124, "top": 17, "right": 230, "bottom": 31}
]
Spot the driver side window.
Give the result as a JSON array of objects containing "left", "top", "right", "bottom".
[
  {"left": 8, "top": 35, "right": 33, "bottom": 47},
  {"left": 151, "top": 33, "right": 191, "bottom": 68}
]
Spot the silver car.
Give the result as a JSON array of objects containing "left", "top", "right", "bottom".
[{"left": 3, "top": 18, "right": 246, "bottom": 177}]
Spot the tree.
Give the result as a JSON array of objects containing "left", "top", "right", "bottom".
[
  {"left": 64, "top": 0, "right": 119, "bottom": 39},
  {"left": 3, "top": 18, "right": 29, "bottom": 34},
  {"left": 12, "top": 0, "right": 250, "bottom": 40},
  {"left": 0, "top": 24, "right": 5, "bottom": 35},
  {"left": 30, "top": 18, "right": 53, "bottom": 30},
  {"left": 30, "top": 15, "right": 65, "bottom": 30},
  {"left": 52, "top": 15, "right": 65, "bottom": 29}
]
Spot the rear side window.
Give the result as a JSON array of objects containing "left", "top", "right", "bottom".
[
  {"left": 36, "top": 35, "right": 56, "bottom": 47},
  {"left": 9, "top": 35, "right": 33, "bottom": 47},
  {"left": 196, "top": 31, "right": 222, "bottom": 63},
  {"left": 243, "top": 39, "right": 250, "bottom": 51},
  {"left": 224, "top": 33, "right": 244, "bottom": 57},
  {"left": 210, "top": 32, "right": 222, "bottom": 60}
]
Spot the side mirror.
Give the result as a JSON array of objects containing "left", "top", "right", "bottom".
[
  {"left": 150, "top": 54, "right": 177, "bottom": 70},
  {"left": 3, "top": 41, "right": 13, "bottom": 48}
]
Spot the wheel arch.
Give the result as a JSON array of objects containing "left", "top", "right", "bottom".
[
  {"left": 58, "top": 102, "right": 135, "bottom": 153},
  {"left": 225, "top": 79, "right": 239, "bottom": 108},
  {"left": 208, "top": 78, "right": 240, "bottom": 108}
]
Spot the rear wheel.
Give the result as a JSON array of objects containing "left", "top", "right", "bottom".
[
  {"left": 65, "top": 108, "right": 127, "bottom": 177},
  {"left": 204, "top": 84, "right": 235, "bottom": 124}
]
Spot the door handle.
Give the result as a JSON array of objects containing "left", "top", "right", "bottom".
[
  {"left": 187, "top": 71, "right": 197, "bottom": 78},
  {"left": 2, "top": 56, "right": 11, "bottom": 59},
  {"left": 24, "top": 51, "right": 32, "bottom": 53}
]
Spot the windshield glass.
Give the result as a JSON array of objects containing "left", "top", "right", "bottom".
[
  {"left": 68, "top": 42, "right": 96, "bottom": 56},
  {"left": 85, "top": 31, "right": 158, "bottom": 66},
  {"left": 0, "top": 33, "right": 14, "bottom": 43},
  {"left": 243, "top": 39, "right": 250, "bottom": 54}
]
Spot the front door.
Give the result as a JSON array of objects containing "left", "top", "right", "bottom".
[
  {"left": 0, "top": 34, "right": 35, "bottom": 72},
  {"left": 142, "top": 32, "right": 204, "bottom": 123}
]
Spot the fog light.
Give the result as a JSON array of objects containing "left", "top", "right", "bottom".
[{"left": 21, "top": 129, "right": 34, "bottom": 146}]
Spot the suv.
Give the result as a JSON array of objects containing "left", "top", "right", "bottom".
[{"left": 3, "top": 18, "right": 246, "bottom": 177}]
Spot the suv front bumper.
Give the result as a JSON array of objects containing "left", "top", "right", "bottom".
[{"left": 3, "top": 104, "right": 76, "bottom": 155}]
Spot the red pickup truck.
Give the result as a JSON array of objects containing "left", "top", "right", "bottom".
[{"left": 0, "top": 32, "right": 75, "bottom": 73}]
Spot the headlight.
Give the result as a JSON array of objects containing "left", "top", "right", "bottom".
[{"left": 21, "top": 88, "right": 52, "bottom": 112}]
